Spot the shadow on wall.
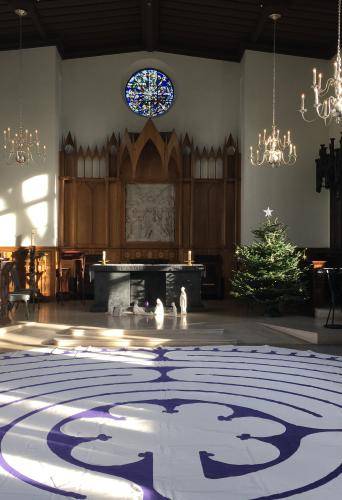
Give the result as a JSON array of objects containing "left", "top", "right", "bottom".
[{"left": 0, "top": 173, "right": 55, "bottom": 246}]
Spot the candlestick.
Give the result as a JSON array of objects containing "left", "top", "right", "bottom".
[
  {"left": 30, "top": 228, "right": 36, "bottom": 247},
  {"left": 185, "top": 250, "right": 194, "bottom": 266}
]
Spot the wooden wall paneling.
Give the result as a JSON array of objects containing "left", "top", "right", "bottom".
[
  {"left": 208, "top": 182, "right": 224, "bottom": 248},
  {"left": 193, "top": 182, "right": 209, "bottom": 248},
  {"left": 182, "top": 181, "right": 191, "bottom": 249},
  {"left": 109, "top": 181, "right": 121, "bottom": 247},
  {"left": 105, "top": 178, "right": 110, "bottom": 246},
  {"left": 92, "top": 181, "right": 107, "bottom": 246},
  {"left": 135, "top": 139, "right": 164, "bottom": 181},
  {"left": 235, "top": 152, "right": 241, "bottom": 246},
  {"left": 72, "top": 179, "right": 78, "bottom": 246},
  {"left": 132, "top": 120, "right": 166, "bottom": 178},
  {"left": 59, "top": 178, "right": 65, "bottom": 246},
  {"left": 63, "top": 180, "right": 75, "bottom": 247},
  {"left": 225, "top": 181, "right": 237, "bottom": 252},
  {"left": 76, "top": 181, "right": 93, "bottom": 246}
]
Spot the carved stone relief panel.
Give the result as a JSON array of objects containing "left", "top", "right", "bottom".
[{"left": 126, "top": 184, "right": 175, "bottom": 242}]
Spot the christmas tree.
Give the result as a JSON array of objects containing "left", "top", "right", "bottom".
[{"left": 231, "top": 209, "right": 308, "bottom": 314}]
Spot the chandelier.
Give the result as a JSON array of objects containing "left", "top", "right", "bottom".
[
  {"left": 3, "top": 9, "right": 46, "bottom": 165},
  {"left": 300, "top": 0, "right": 342, "bottom": 125},
  {"left": 250, "top": 14, "right": 297, "bottom": 167}
]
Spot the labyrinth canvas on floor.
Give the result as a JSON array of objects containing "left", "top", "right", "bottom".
[{"left": 0, "top": 345, "right": 341, "bottom": 499}]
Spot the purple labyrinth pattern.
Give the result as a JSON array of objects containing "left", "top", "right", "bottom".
[{"left": 0, "top": 345, "right": 341, "bottom": 499}]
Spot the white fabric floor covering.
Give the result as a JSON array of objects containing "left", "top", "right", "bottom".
[{"left": 0, "top": 345, "right": 341, "bottom": 500}]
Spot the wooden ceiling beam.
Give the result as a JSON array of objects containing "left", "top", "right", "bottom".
[
  {"left": 141, "top": 0, "right": 159, "bottom": 51},
  {"left": 63, "top": 44, "right": 142, "bottom": 60}
]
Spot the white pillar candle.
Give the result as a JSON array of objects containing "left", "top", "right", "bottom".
[
  {"left": 188, "top": 250, "right": 192, "bottom": 262},
  {"left": 102, "top": 250, "right": 106, "bottom": 262},
  {"left": 318, "top": 73, "right": 322, "bottom": 89},
  {"left": 314, "top": 87, "right": 319, "bottom": 105},
  {"left": 313, "top": 68, "right": 317, "bottom": 86},
  {"left": 301, "top": 93, "right": 305, "bottom": 110}
]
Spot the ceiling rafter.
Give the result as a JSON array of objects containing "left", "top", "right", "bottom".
[
  {"left": 141, "top": 0, "right": 159, "bottom": 51},
  {"left": 0, "top": 1, "right": 337, "bottom": 61}
]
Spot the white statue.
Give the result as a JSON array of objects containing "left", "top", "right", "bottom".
[
  {"left": 133, "top": 301, "right": 146, "bottom": 315},
  {"left": 171, "top": 302, "right": 177, "bottom": 316},
  {"left": 180, "top": 286, "right": 187, "bottom": 315},
  {"left": 154, "top": 298, "right": 164, "bottom": 317}
]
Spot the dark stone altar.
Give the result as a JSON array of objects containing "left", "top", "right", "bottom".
[{"left": 89, "top": 264, "right": 204, "bottom": 312}]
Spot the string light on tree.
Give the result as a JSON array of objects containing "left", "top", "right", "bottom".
[{"left": 250, "top": 14, "right": 297, "bottom": 167}]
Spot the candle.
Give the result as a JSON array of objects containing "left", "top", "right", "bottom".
[
  {"left": 301, "top": 93, "right": 305, "bottom": 110},
  {"left": 188, "top": 250, "right": 192, "bottom": 263},
  {"left": 314, "top": 87, "right": 319, "bottom": 105},
  {"left": 313, "top": 68, "right": 317, "bottom": 86},
  {"left": 102, "top": 250, "right": 106, "bottom": 263},
  {"left": 31, "top": 228, "right": 36, "bottom": 247}
]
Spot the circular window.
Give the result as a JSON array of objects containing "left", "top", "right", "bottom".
[{"left": 125, "top": 68, "right": 174, "bottom": 117}]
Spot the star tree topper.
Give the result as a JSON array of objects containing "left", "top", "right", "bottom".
[{"left": 263, "top": 207, "right": 274, "bottom": 218}]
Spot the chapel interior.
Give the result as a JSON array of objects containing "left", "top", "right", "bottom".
[{"left": 0, "top": 1, "right": 342, "bottom": 499}]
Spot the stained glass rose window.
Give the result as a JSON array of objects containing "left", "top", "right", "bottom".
[{"left": 125, "top": 68, "right": 174, "bottom": 117}]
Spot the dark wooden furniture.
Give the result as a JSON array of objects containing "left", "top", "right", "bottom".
[
  {"left": 0, "top": 260, "right": 13, "bottom": 324},
  {"left": 316, "top": 136, "right": 342, "bottom": 249},
  {"left": 57, "top": 251, "right": 85, "bottom": 302}
]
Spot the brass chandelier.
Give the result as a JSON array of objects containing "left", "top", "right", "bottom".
[
  {"left": 3, "top": 9, "right": 46, "bottom": 165},
  {"left": 250, "top": 13, "right": 297, "bottom": 167}
]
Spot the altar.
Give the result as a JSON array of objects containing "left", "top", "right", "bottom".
[{"left": 90, "top": 263, "right": 204, "bottom": 312}]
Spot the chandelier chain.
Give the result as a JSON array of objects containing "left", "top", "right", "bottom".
[
  {"left": 18, "top": 12, "right": 23, "bottom": 130},
  {"left": 272, "top": 17, "right": 276, "bottom": 127},
  {"left": 339, "top": 0, "right": 341, "bottom": 55}
]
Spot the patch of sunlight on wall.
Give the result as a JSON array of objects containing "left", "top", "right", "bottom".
[
  {"left": 0, "top": 213, "right": 16, "bottom": 245},
  {"left": 0, "top": 198, "right": 7, "bottom": 212},
  {"left": 26, "top": 201, "right": 48, "bottom": 237},
  {"left": 22, "top": 174, "right": 48, "bottom": 203}
]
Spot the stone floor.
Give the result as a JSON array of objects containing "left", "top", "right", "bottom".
[{"left": 0, "top": 300, "right": 342, "bottom": 354}]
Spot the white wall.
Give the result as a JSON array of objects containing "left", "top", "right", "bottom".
[
  {"left": 0, "top": 46, "right": 61, "bottom": 247},
  {"left": 241, "top": 50, "right": 330, "bottom": 247},
  {"left": 0, "top": 46, "right": 333, "bottom": 249},
  {"left": 61, "top": 51, "right": 240, "bottom": 149}
]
